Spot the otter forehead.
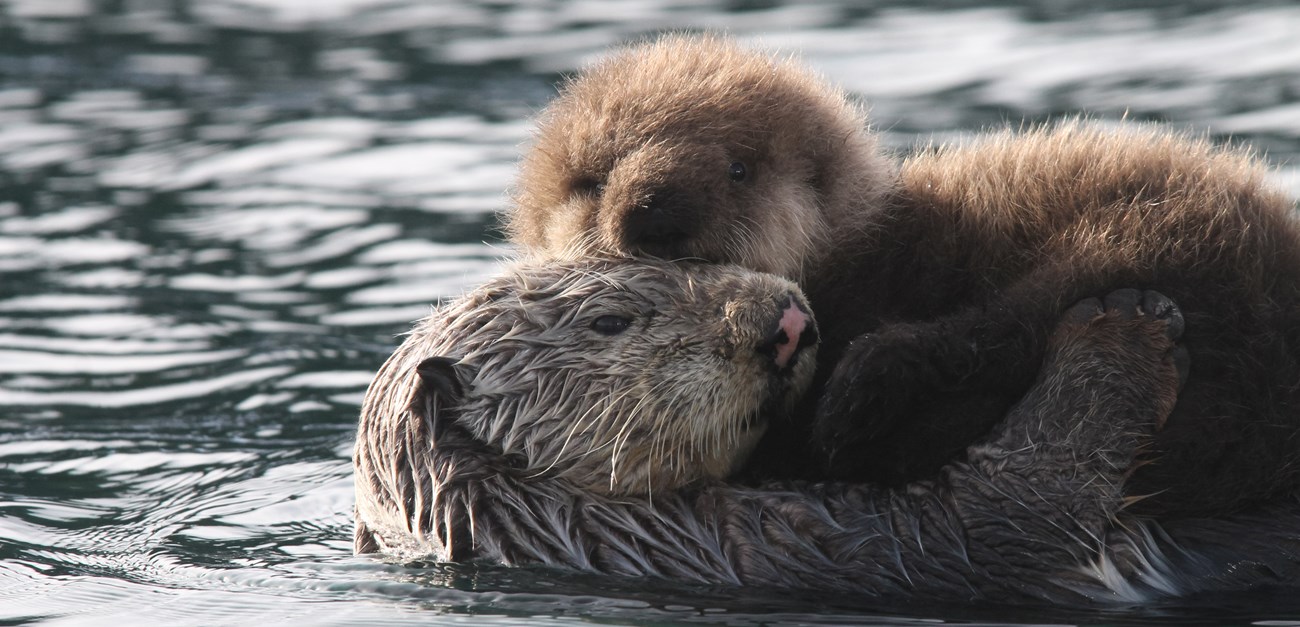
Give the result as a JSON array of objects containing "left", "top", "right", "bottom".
[
  {"left": 548, "top": 36, "right": 832, "bottom": 152},
  {"left": 489, "top": 260, "right": 726, "bottom": 315},
  {"left": 410, "top": 256, "right": 811, "bottom": 369}
]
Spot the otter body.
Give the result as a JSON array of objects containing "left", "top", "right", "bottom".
[
  {"left": 506, "top": 36, "right": 1300, "bottom": 517},
  {"left": 354, "top": 256, "right": 1223, "bottom": 601},
  {"left": 798, "top": 127, "right": 1300, "bottom": 518}
]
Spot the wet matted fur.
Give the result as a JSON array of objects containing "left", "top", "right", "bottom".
[
  {"left": 505, "top": 34, "right": 1300, "bottom": 517},
  {"left": 354, "top": 257, "right": 818, "bottom": 504}
]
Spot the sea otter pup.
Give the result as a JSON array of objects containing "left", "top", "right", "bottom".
[
  {"left": 352, "top": 255, "right": 1204, "bottom": 601},
  {"left": 505, "top": 35, "right": 1300, "bottom": 518}
]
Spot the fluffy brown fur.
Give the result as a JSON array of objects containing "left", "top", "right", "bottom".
[
  {"left": 353, "top": 256, "right": 1213, "bottom": 601},
  {"left": 505, "top": 34, "right": 1300, "bottom": 518},
  {"left": 510, "top": 34, "right": 892, "bottom": 279}
]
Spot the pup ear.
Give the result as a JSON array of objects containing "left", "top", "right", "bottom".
[{"left": 413, "top": 356, "right": 467, "bottom": 442}]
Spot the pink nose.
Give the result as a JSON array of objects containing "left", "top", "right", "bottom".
[{"left": 769, "top": 296, "right": 813, "bottom": 370}]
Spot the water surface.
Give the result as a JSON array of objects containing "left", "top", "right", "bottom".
[{"left": 2, "top": 1, "right": 1299, "bottom": 624}]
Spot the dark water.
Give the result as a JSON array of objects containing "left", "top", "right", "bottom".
[{"left": 1, "top": 1, "right": 1299, "bottom": 624}]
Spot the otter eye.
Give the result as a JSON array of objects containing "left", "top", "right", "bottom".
[
  {"left": 728, "top": 161, "right": 747, "bottom": 182},
  {"left": 572, "top": 177, "right": 606, "bottom": 197},
  {"left": 591, "top": 315, "right": 632, "bottom": 335}
]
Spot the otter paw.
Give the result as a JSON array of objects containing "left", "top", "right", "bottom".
[
  {"left": 1066, "top": 288, "right": 1181, "bottom": 332},
  {"left": 812, "top": 330, "right": 930, "bottom": 465},
  {"left": 1062, "top": 288, "right": 1189, "bottom": 389},
  {"left": 989, "top": 288, "right": 1189, "bottom": 462}
]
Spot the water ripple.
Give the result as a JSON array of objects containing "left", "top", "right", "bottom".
[
  {"left": 0, "top": 365, "right": 293, "bottom": 408},
  {"left": 0, "top": 348, "right": 244, "bottom": 374}
]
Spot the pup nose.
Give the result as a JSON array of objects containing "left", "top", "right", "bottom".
[
  {"left": 758, "top": 294, "right": 818, "bottom": 370},
  {"left": 627, "top": 200, "right": 684, "bottom": 240},
  {"left": 621, "top": 188, "right": 693, "bottom": 254}
]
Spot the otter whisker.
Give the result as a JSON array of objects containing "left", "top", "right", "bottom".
[
  {"left": 581, "top": 383, "right": 643, "bottom": 457},
  {"left": 609, "top": 378, "right": 674, "bottom": 491},
  {"left": 528, "top": 371, "right": 608, "bottom": 480}
]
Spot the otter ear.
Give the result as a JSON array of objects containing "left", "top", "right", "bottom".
[
  {"left": 414, "top": 356, "right": 468, "bottom": 441},
  {"left": 417, "top": 356, "right": 464, "bottom": 399}
]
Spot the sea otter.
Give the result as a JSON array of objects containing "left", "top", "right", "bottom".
[
  {"left": 352, "top": 255, "right": 1213, "bottom": 601},
  {"left": 505, "top": 35, "right": 1300, "bottom": 518}
]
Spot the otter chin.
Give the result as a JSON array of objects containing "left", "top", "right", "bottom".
[{"left": 354, "top": 256, "right": 817, "bottom": 498}]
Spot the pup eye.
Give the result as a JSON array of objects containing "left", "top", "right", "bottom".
[
  {"left": 591, "top": 315, "right": 632, "bottom": 335},
  {"left": 572, "top": 177, "right": 606, "bottom": 197},
  {"left": 728, "top": 161, "right": 747, "bottom": 182}
]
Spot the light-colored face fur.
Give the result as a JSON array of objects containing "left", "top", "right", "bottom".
[
  {"left": 508, "top": 34, "right": 895, "bottom": 281},
  {"left": 362, "top": 257, "right": 817, "bottom": 496}
]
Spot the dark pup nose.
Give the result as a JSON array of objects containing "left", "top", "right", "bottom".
[
  {"left": 758, "top": 294, "right": 818, "bottom": 370},
  {"left": 621, "top": 190, "right": 692, "bottom": 255}
]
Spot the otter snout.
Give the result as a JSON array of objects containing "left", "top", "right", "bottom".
[
  {"left": 601, "top": 142, "right": 726, "bottom": 261},
  {"left": 622, "top": 188, "right": 694, "bottom": 257},
  {"left": 758, "top": 295, "right": 819, "bottom": 370}
]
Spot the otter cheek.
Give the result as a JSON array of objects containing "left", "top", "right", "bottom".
[{"left": 551, "top": 198, "right": 602, "bottom": 255}]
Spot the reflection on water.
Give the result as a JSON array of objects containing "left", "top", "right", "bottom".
[{"left": 0, "top": 0, "right": 1298, "bottom": 625}]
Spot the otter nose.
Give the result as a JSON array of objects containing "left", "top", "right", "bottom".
[
  {"left": 758, "top": 295, "right": 818, "bottom": 370},
  {"left": 622, "top": 190, "right": 691, "bottom": 254}
]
